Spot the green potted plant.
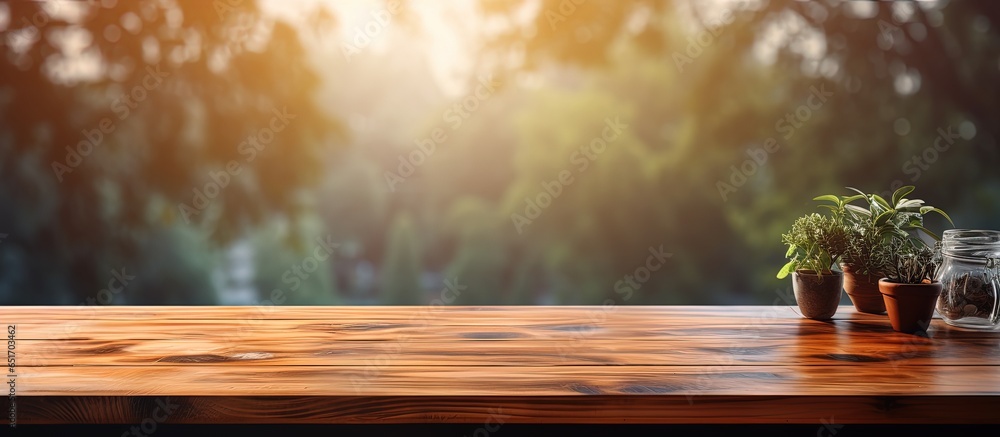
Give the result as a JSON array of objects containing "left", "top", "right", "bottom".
[
  {"left": 840, "top": 221, "right": 889, "bottom": 313},
  {"left": 815, "top": 185, "right": 952, "bottom": 314},
  {"left": 777, "top": 213, "right": 848, "bottom": 320},
  {"left": 879, "top": 239, "right": 943, "bottom": 334},
  {"left": 814, "top": 192, "right": 881, "bottom": 313}
]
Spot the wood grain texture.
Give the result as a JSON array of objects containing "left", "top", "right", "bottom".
[{"left": 2, "top": 305, "right": 999, "bottom": 424}]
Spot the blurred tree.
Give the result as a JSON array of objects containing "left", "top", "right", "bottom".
[
  {"left": 0, "top": 0, "right": 339, "bottom": 304},
  {"left": 127, "top": 226, "right": 218, "bottom": 305},
  {"left": 380, "top": 213, "right": 423, "bottom": 305},
  {"left": 469, "top": 0, "right": 1000, "bottom": 303},
  {"left": 5, "top": 0, "right": 1000, "bottom": 307},
  {"left": 317, "top": 149, "right": 388, "bottom": 264},
  {"left": 442, "top": 198, "right": 509, "bottom": 305},
  {"left": 478, "top": 0, "right": 1000, "bottom": 181},
  {"left": 482, "top": 0, "right": 998, "bottom": 108},
  {"left": 252, "top": 219, "right": 339, "bottom": 306}
]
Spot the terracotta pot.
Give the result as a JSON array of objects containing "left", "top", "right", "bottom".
[
  {"left": 792, "top": 270, "right": 843, "bottom": 320},
  {"left": 878, "top": 279, "right": 943, "bottom": 334},
  {"left": 841, "top": 264, "right": 885, "bottom": 314}
]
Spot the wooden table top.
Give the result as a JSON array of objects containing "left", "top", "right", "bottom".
[{"left": 3, "top": 305, "right": 1000, "bottom": 424}]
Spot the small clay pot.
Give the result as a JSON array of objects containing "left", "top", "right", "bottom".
[
  {"left": 879, "top": 279, "right": 943, "bottom": 334},
  {"left": 792, "top": 270, "right": 844, "bottom": 320},
  {"left": 842, "top": 264, "right": 885, "bottom": 314}
]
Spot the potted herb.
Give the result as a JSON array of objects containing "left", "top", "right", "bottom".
[
  {"left": 840, "top": 223, "right": 888, "bottom": 313},
  {"left": 814, "top": 191, "right": 883, "bottom": 313},
  {"left": 879, "top": 239, "right": 943, "bottom": 334},
  {"left": 815, "top": 186, "right": 953, "bottom": 314},
  {"left": 777, "top": 213, "right": 848, "bottom": 320}
]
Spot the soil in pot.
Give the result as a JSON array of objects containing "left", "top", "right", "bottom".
[
  {"left": 842, "top": 264, "right": 885, "bottom": 314},
  {"left": 879, "top": 279, "right": 943, "bottom": 334},
  {"left": 792, "top": 270, "right": 843, "bottom": 320}
]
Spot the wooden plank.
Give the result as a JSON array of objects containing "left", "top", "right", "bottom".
[
  {"left": 16, "top": 318, "right": 988, "bottom": 341},
  {"left": 10, "top": 364, "right": 1000, "bottom": 396},
  {"left": 10, "top": 325, "right": 1000, "bottom": 367},
  {"left": 13, "top": 395, "right": 1000, "bottom": 424},
  {"left": 10, "top": 308, "right": 995, "bottom": 343}
]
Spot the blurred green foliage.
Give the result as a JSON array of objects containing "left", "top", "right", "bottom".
[
  {"left": 380, "top": 213, "right": 423, "bottom": 305},
  {"left": 2, "top": 1, "right": 999, "bottom": 305}
]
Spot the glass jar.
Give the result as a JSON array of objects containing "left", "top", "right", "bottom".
[{"left": 936, "top": 229, "right": 1000, "bottom": 330}]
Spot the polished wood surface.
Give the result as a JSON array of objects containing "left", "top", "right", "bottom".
[{"left": 3, "top": 306, "right": 999, "bottom": 424}]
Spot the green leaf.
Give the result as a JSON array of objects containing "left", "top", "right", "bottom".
[
  {"left": 777, "top": 260, "right": 797, "bottom": 279},
  {"left": 813, "top": 195, "right": 842, "bottom": 206},
  {"left": 877, "top": 223, "right": 897, "bottom": 235},
  {"left": 892, "top": 185, "right": 915, "bottom": 207},
  {"left": 785, "top": 244, "right": 797, "bottom": 258},
  {"left": 896, "top": 199, "right": 924, "bottom": 209},
  {"left": 845, "top": 204, "right": 872, "bottom": 217},
  {"left": 820, "top": 252, "right": 832, "bottom": 272},
  {"left": 920, "top": 206, "right": 955, "bottom": 226},
  {"left": 874, "top": 210, "right": 895, "bottom": 226},
  {"left": 840, "top": 194, "right": 866, "bottom": 205},
  {"left": 872, "top": 194, "right": 892, "bottom": 210}
]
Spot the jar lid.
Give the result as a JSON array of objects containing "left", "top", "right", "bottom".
[
  {"left": 942, "top": 229, "right": 1000, "bottom": 259},
  {"left": 943, "top": 229, "right": 1000, "bottom": 243}
]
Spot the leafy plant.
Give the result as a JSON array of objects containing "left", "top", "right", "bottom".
[
  {"left": 777, "top": 213, "right": 848, "bottom": 279},
  {"left": 814, "top": 185, "right": 953, "bottom": 277},
  {"left": 882, "top": 239, "right": 941, "bottom": 284}
]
